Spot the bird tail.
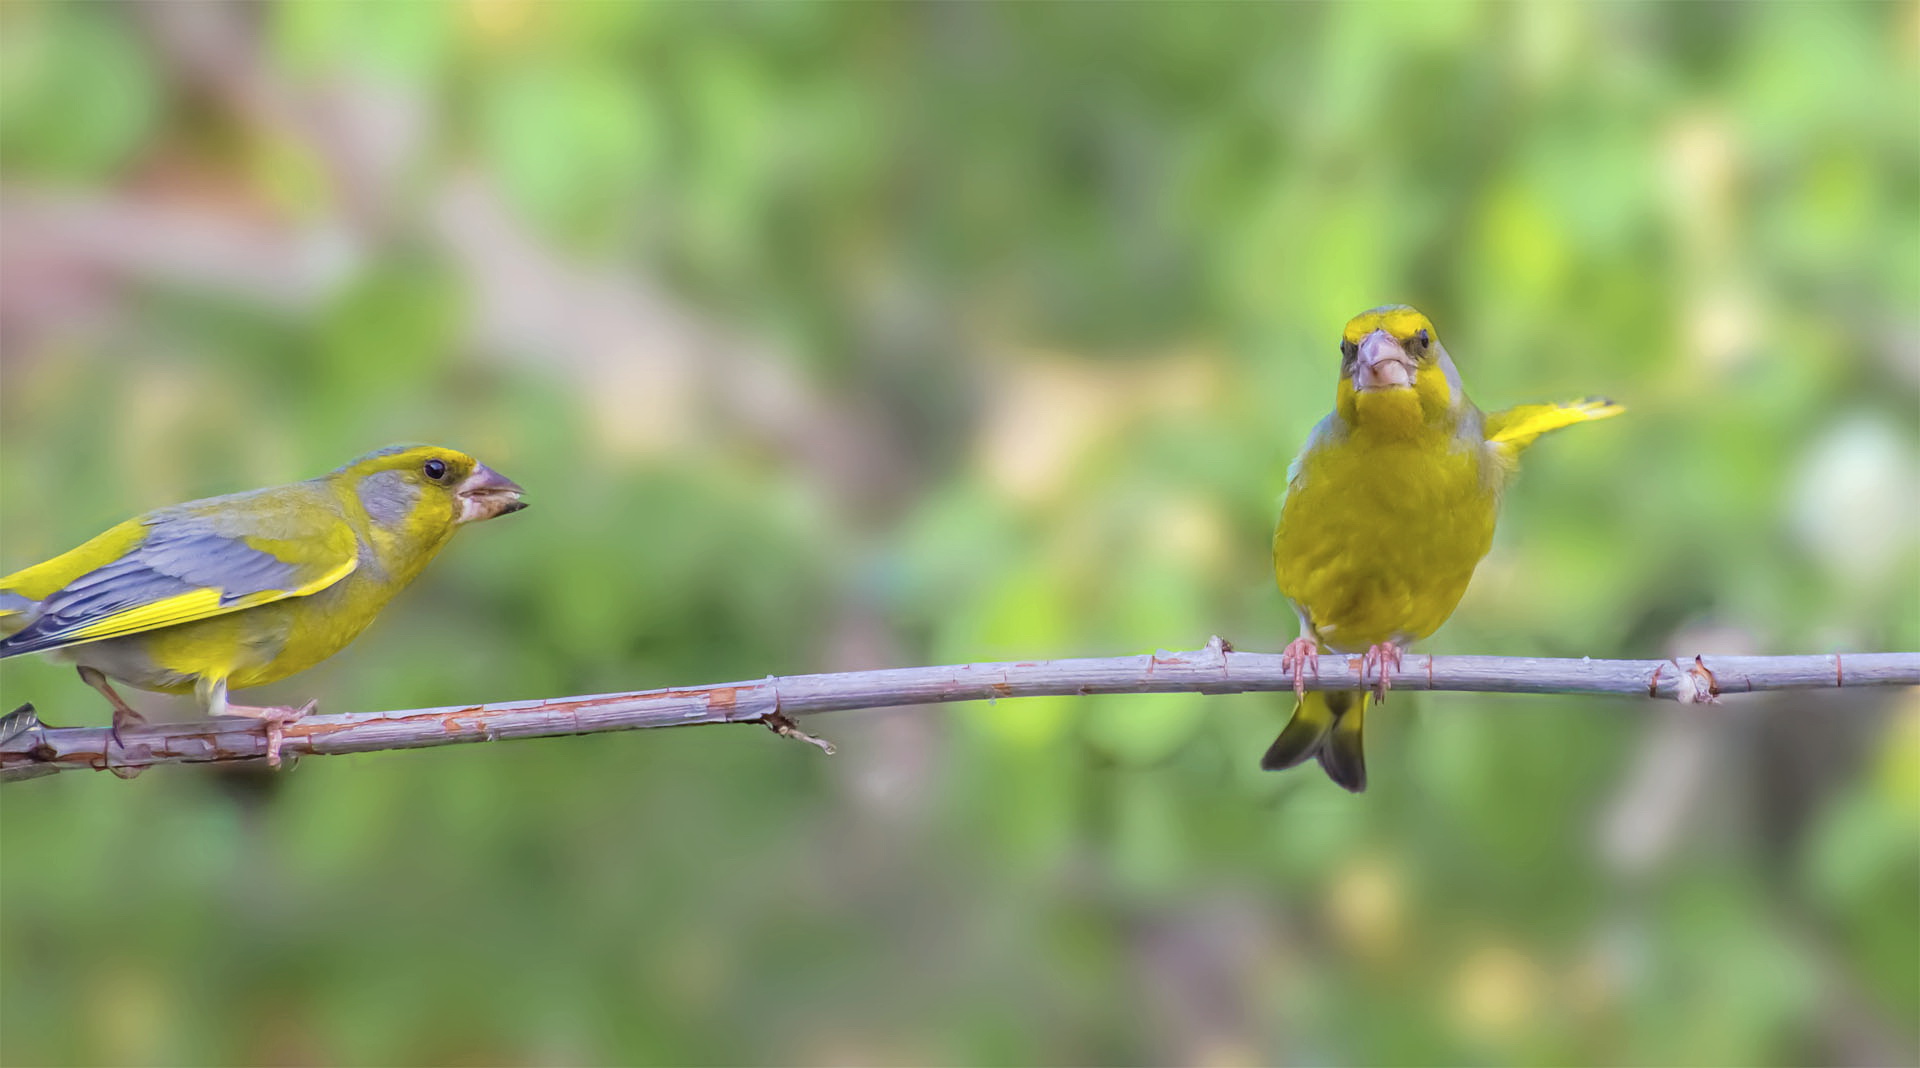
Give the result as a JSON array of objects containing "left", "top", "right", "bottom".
[
  {"left": 1484, "top": 396, "right": 1623, "bottom": 453},
  {"left": 1261, "top": 689, "right": 1368, "bottom": 792}
]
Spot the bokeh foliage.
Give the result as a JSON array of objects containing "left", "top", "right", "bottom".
[{"left": 2, "top": 3, "right": 1915, "bottom": 1064}]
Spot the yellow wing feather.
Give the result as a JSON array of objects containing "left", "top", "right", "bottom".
[
  {"left": 62, "top": 553, "right": 358, "bottom": 645},
  {"left": 0, "top": 520, "right": 150, "bottom": 604},
  {"left": 1485, "top": 396, "right": 1623, "bottom": 452},
  {"left": 1, "top": 520, "right": 360, "bottom": 654}
]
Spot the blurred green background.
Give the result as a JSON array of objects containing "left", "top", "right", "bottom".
[{"left": 2, "top": 3, "right": 1916, "bottom": 1065}]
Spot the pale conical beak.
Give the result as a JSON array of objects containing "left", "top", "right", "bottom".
[
  {"left": 455, "top": 463, "right": 527, "bottom": 523},
  {"left": 1354, "top": 330, "right": 1415, "bottom": 391}
]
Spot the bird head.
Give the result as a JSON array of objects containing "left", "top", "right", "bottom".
[
  {"left": 1334, "top": 305, "right": 1465, "bottom": 434},
  {"left": 332, "top": 445, "right": 528, "bottom": 538}
]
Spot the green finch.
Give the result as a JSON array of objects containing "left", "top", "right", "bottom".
[{"left": 1, "top": 445, "right": 527, "bottom": 765}]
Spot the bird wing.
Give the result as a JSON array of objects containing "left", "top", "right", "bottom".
[
  {"left": 1273, "top": 414, "right": 1341, "bottom": 635},
  {"left": 1280, "top": 413, "right": 1340, "bottom": 504},
  {"left": 1484, "top": 396, "right": 1623, "bottom": 453},
  {"left": 0, "top": 487, "right": 359, "bottom": 658}
]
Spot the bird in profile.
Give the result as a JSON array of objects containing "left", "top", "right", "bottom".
[
  {"left": 0, "top": 445, "right": 527, "bottom": 766},
  {"left": 1268, "top": 306, "right": 1621, "bottom": 791}
]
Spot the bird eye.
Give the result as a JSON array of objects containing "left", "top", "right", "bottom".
[
  {"left": 423, "top": 459, "right": 448, "bottom": 481},
  {"left": 1341, "top": 340, "right": 1358, "bottom": 360},
  {"left": 1409, "top": 328, "right": 1431, "bottom": 354}
]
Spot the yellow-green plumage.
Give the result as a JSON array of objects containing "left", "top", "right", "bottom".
[
  {"left": 0, "top": 445, "right": 526, "bottom": 757},
  {"left": 1274, "top": 390, "right": 1498, "bottom": 651},
  {"left": 1266, "top": 306, "right": 1621, "bottom": 791}
]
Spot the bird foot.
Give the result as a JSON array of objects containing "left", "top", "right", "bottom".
[
  {"left": 104, "top": 701, "right": 151, "bottom": 779},
  {"left": 1281, "top": 637, "right": 1320, "bottom": 699},
  {"left": 1361, "top": 642, "right": 1405, "bottom": 702},
  {"left": 94, "top": 707, "right": 152, "bottom": 781},
  {"left": 78, "top": 666, "right": 147, "bottom": 752},
  {"left": 225, "top": 699, "right": 317, "bottom": 769},
  {"left": 109, "top": 705, "right": 148, "bottom": 745}
]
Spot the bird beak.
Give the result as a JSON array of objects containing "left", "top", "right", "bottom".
[
  {"left": 455, "top": 463, "right": 527, "bottom": 523},
  {"left": 1353, "top": 330, "right": 1415, "bottom": 391}
]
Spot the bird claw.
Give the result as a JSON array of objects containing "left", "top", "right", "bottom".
[
  {"left": 1361, "top": 642, "right": 1404, "bottom": 702},
  {"left": 78, "top": 666, "right": 147, "bottom": 754},
  {"left": 1281, "top": 637, "right": 1320, "bottom": 699},
  {"left": 227, "top": 699, "right": 317, "bottom": 769},
  {"left": 108, "top": 706, "right": 148, "bottom": 754},
  {"left": 104, "top": 702, "right": 151, "bottom": 779}
]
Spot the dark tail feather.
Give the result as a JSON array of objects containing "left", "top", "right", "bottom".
[
  {"left": 1316, "top": 692, "right": 1367, "bottom": 792},
  {"left": 1261, "top": 690, "right": 1336, "bottom": 770},
  {"left": 1262, "top": 690, "right": 1368, "bottom": 793}
]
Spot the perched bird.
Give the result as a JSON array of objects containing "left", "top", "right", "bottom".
[
  {"left": 0, "top": 445, "right": 527, "bottom": 766},
  {"left": 1268, "top": 306, "right": 1620, "bottom": 791}
]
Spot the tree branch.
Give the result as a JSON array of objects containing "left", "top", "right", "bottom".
[{"left": 4, "top": 640, "right": 1915, "bottom": 782}]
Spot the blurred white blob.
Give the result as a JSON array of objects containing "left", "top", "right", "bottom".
[
  {"left": 1598, "top": 623, "right": 1753, "bottom": 878},
  {"left": 1598, "top": 702, "right": 1723, "bottom": 878},
  {"left": 1786, "top": 415, "right": 1920, "bottom": 588}
]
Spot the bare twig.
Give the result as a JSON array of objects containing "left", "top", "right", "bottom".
[{"left": 3, "top": 640, "right": 1915, "bottom": 782}]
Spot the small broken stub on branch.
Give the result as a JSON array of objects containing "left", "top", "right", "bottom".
[
  {"left": 0, "top": 704, "right": 42, "bottom": 747},
  {"left": 1675, "top": 655, "right": 1722, "bottom": 704},
  {"left": 764, "top": 711, "right": 835, "bottom": 755}
]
